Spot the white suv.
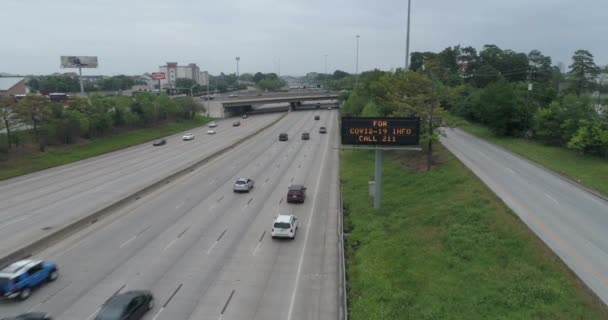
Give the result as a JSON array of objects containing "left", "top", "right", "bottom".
[
  {"left": 182, "top": 133, "right": 194, "bottom": 141},
  {"left": 271, "top": 214, "right": 298, "bottom": 239}
]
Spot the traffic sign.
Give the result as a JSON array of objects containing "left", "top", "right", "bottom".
[
  {"left": 151, "top": 72, "right": 166, "bottom": 80},
  {"left": 341, "top": 117, "right": 420, "bottom": 146}
]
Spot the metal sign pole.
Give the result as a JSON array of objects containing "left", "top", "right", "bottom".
[
  {"left": 374, "top": 148, "right": 382, "bottom": 209},
  {"left": 158, "top": 79, "right": 161, "bottom": 94},
  {"left": 78, "top": 67, "right": 85, "bottom": 97}
]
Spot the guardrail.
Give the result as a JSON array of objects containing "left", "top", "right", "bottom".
[{"left": 338, "top": 163, "right": 348, "bottom": 319}]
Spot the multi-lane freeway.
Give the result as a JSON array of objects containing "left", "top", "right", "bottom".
[
  {"left": 442, "top": 128, "right": 608, "bottom": 306},
  {"left": 0, "top": 110, "right": 340, "bottom": 319},
  {"left": 0, "top": 114, "right": 282, "bottom": 262}
]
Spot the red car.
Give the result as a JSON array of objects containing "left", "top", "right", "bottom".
[{"left": 287, "top": 185, "right": 306, "bottom": 203}]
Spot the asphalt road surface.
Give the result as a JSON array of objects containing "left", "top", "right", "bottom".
[
  {"left": 441, "top": 128, "right": 608, "bottom": 306},
  {"left": 0, "top": 109, "right": 340, "bottom": 320},
  {"left": 0, "top": 114, "right": 282, "bottom": 261}
]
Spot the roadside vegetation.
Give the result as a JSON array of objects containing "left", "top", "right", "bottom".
[
  {"left": 341, "top": 146, "right": 607, "bottom": 320},
  {"left": 0, "top": 93, "right": 207, "bottom": 180},
  {"left": 461, "top": 120, "right": 608, "bottom": 197}
]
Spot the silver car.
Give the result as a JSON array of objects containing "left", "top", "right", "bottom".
[{"left": 233, "top": 178, "right": 254, "bottom": 192}]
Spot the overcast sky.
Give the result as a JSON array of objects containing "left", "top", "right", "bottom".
[{"left": 2, "top": 0, "right": 607, "bottom": 76}]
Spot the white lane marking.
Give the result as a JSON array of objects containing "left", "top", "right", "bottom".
[
  {"left": 176, "top": 200, "right": 185, "bottom": 209},
  {"left": 120, "top": 235, "right": 137, "bottom": 249},
  {"left": 53, "top": 240, "right": 83, "bottom": 259},
  {"left": 28, "top": 302, "right": 42, "bottom": 312},
  {"left": 163, "top": 238, "right": 178, "bottom": 252},
  {"left": 505, "top": 167, "right": 516, "bottom": 175},
  {"left": 544, "top": 193, "right": 559, "bottom": 204},
  {"left": 151, "top": 307, "right": 165, "bottom": 320},
  {"left": 478, "top": 151, "right": 491, "bottom": 160},
  {"left": 287, "top": 114, "right": 331, "bottom": 320},
  {"left": 0, "top": 216, "right": 29, "bottom": 231},
  {"left": 207, "top": 241, "right": 218, "bottom": 254},
  {"left": 252, "top": 242, "right": 262, "bottom": 256},
  {"left": 86, "top": 307, "right": 101, "bottom": 320}
]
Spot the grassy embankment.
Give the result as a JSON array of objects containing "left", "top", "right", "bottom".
[{"left": 341, "top": 145, "right": 607, "bottom": 319}]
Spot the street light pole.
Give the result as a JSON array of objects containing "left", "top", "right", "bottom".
[
  {"left": 324, "top": 54, "right": 328, "bottom": 88},
  {"left": 405, "top": 0, "right": 412, "bottom": 70},
  {"left": 235, "top": 57, "right": 240, "bottom": 87},
  {"left": 355, "top": 35, "right": 360, "bottom": 85}
]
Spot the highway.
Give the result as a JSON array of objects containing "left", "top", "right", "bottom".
[
  {"left": 0, "top": 114, "right": 282, "bottom": 261},
  {"left": 441, "top": 128, "right": 608, "bottom": 306},
  {"left": 0, "top": 109, "right": 340, "bottom": 320}
]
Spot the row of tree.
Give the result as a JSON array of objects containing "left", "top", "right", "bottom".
[
  {"left": 0, "top": 93, "right": 204, "bottom": 154},
  {"left": 342, "top": 45, "right": 608, "bottom": 158},
  {"left": 28, "top": 75, "right": 147, "bottom": 93}
]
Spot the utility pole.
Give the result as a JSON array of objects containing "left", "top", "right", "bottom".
[
  {"left": 525, "top": 67, "right": 534, "bottom": 137},
  {"left": 405, "top": 0, "right": 412, "bottom": 70},
  {"left": 355, "top": 35, "right": 360, "bottom": 85}
]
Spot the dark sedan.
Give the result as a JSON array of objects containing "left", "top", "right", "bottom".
[
  {"left": 152, "top": 139, "right": 166, "bottom": 146},
  {"left": 95, "top": 290, "right": 154, "bottom": 320}
]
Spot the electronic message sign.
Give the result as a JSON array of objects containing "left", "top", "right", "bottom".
[{"left": 341, "top": 117, "right": 420, "bottom": 146}]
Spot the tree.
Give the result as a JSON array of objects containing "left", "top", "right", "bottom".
[
  {"left": 567, "top": 119, "right": 608, "bottom": 157},
  {"left": 174, "top": 78, "right": 200, "bottom": 95},
  {"left": 471, "top": 64, "right": 502, "bottom": 88},
  {"left": 409, "top": 52, "right": 437, "bottom": 72},
  {"left": 458, "top": 46, "right": 478, "bottom": 81},
  {"left": 568, "top": 50, "right": 600, "bottom": 96},
  {"left": 0, "top": 96, "right": 18, "bottom": 149},
  {"left": 15, "top": 95, "right": 53, "bottom": 149},
  {"left": 174, "top": 96, "right": 204, "bottom": 119},
  {"left": 239, "top": 73, "right": 254, "bottom": 82},
  {"left": 253, "top": 72, "right": 265, "bottom": 83},
  {"left": 333, "top": 70, "right": 350, "bottom": 79}
]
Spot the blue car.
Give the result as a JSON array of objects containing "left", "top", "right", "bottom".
[{"left": 0, "top": 260, "right": 58, "bottom": 300}]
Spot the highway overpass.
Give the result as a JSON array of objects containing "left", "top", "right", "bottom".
[{"left": 205, "top": 92, "right": 340, "bottom": 117}]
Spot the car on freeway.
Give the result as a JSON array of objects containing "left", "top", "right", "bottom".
[
  {"left": 233, "top": 121, "right": 240, "bottom": 127},
  {"left": 271, "top": 214, "right": 298, "bottom": 239},
  {"left": 207, "top": 129, "right": 216, "bottom": 135},
  {"left": 279, "top": 133, "right": 288, "bottom": 141},
  {"left": 152, "top": 139, "right": 166, "bottom": 146},
  {"left": 95, "top": 290, "right": 154, "bottom": 320},
  {"left": 314, "top": 115, "right": 320, "bottom": 120},
  {"left": 327, "top": 106, "right": 332, "bottom": 110},
  {"left": 0, "top": 260, "right": 58, "bottom": 300},
  {"left": 182, "top": 133, "right": 194, "bottom": 141},
  {"left": 301, "top": 132, "right": 310, "bottom": 140},
  {"left": 286, "top": 184, "right": 306, "bottom": 203},
  {"left": 233, "top": 177, "right": 254, "bottom": 192},
  {"left": 1, "top": 313, "right": 52, "bottom": 320},
  {"left": 242, "top": 114, "right": 248, "bottom": 119},
  {"left": 228, "top": 93, "right": 239, "bottom": 98},
  {"left": 208, "top": 121, "right": 217, "bottom": 128},
  {"left": 319, "top": 127, "right": 327, "bottom": 134}
]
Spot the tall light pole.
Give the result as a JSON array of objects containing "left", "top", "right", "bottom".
[
  {"left": 405, "top": 0, "right": 412, "bottom": 70},
  {"left": 355, "top": 35, "right": 360, "bottom": 85},
  {"left": 235, "top": 57, "right": 240, "bottom": 87},
  {"left": 324, "top": 54, "right": 328, "bottom": 88}
]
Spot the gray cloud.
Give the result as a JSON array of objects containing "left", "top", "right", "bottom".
[{"left": 2, "top": 0, "right": 606, "bottom": 76}]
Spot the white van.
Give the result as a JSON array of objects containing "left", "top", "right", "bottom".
[{"left": 271, "top": 214, "right": 298, "bottom": 239}]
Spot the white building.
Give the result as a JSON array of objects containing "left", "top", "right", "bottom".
[{"left": 159, "top": 62, "right": 201, "bottom": 90}]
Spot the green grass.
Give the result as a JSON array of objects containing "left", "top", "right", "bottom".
[
  {"left": 341, "top": 145, "right": 607, "bottom": 320},
  {"left": 459, "top": 121, "right": 608, "bottom": 197},
  {"left": 0, "top": 117, "right": 210, "bottom": 181}
]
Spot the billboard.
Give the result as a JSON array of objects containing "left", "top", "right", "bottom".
[
  {"left": 341, "top": 117, "right": 420, "bottom": 146},
  {"left": 60, "top": 56, "right": 98, "bottom": 68},
  {"left": 151, "top": 72, "right": 166, "bottom": 80}
]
